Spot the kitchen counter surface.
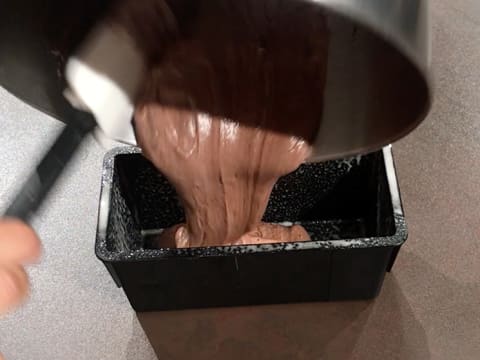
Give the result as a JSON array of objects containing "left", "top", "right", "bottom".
[{"left": 1, "top": 0, "right": 479, "bottom": 359}]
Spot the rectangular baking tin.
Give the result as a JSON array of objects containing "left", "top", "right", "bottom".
[{"left": 95, "top": 146, "right": 406, "bottom": 311}]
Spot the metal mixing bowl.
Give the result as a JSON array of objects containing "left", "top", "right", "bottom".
[{"left": 0, "top": 0, "right": 431, "bottom": 161}]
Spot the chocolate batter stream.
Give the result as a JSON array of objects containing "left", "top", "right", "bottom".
[
  {"left": 128, "top": 0, "right": 330, "bottom": 247},
  {"left": 136, "top": 108, "right": 312, "bottom": 248}
]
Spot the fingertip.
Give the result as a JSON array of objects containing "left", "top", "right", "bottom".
[
  {"left": 22, "top": 229, "right": 42, "bottom": 264},
  {"left": 0, "top": 219, "right": 42, "bottom": 264},
  {"left": 0, "top": 266, "right": 29, "bottom": 315}
]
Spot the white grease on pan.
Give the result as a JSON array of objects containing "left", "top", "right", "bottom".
[
  {"left": 338, "top": 154, "right": 363, "bottom": 170},
  {"left": 275, "top": 221, "right": 294, "bottom": 227}
]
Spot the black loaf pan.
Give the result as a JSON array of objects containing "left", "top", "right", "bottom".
[{"left": 95, "top": 146, "right": 406, "bottom": 311}]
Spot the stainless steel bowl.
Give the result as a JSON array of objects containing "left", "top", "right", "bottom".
[
  {"left": 308, "top": 0, "right": 432, "bottom": 160},
  {"left": 0, "top": 0, "right": 431, "bottom": 161}
]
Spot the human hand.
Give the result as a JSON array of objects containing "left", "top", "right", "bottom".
[{"left": 0, "top": 219, "right": 41, "bottom": 315}]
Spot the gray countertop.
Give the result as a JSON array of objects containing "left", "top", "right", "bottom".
[{"left": 1, "top": 0, "right": 480, "bottom": 359}]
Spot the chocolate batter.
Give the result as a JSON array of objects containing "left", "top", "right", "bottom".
[
  {"left": 136, "top": 107, "right": 312, "bottom": 247},
  {"left": 130, "top": 0, "right": 329, "bottom": 247}
]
